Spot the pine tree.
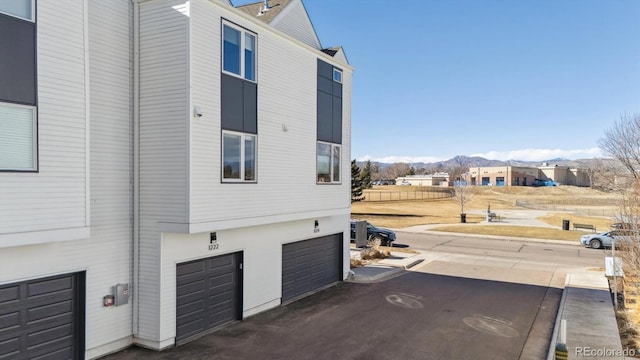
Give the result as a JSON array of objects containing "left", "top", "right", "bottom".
[
  {"left": 351, "top": 160, "right": 364, "bottom": 202},
  {"left": 361, "top": 160, "right": 372, "bottom": 189}
]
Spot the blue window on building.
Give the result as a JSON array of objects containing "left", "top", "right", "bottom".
[{"left": 223, "top": 23, "right": 256, "bottom": 81}]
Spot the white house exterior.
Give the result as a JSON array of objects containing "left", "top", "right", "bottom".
[{"left": 0, "top": 0, "right": 352, "bottom": 358}]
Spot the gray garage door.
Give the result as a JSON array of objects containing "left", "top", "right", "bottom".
[
  {"left": 282, "top": 234, "right": 343, "bottom": 303},
  {"left": 176, "top": 252, "right": 242, "bottom": 344},
  {"left": 0, "top": 272, "right": 85, "bottom": 360}
]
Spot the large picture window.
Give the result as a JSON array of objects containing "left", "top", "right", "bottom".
[
  {"left": 0, "top": 102, "right": 36, "bottom": 171},
  {"left": 223, "top": 22, "right": 256, "bottom": 82},
  {"left": 317, "top": 142, "right": 340, "bottom": 183},
  {"left": 223, "top": 131, "right": 256, "bottom": 182}
]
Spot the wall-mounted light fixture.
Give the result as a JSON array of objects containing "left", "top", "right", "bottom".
[{"left": 193, "top": 105, "right": 203, "bottom": 118}]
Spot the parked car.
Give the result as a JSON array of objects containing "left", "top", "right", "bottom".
[
  {"left": 580, "top": 230, "right": 639, "bottom": 249},
  {"left": 349, "top": 220, "right": 396, "bottom": 246}
]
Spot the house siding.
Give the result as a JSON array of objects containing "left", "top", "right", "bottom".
[
  {"left": 1, "top": 1, "right": 136, "bottom": 359},
  {"left": 137, "top": 0, "right": 190, "bottom": 344},
  {"left": 270, "top": 0, "right": 321, "bottom": 50},
  {"left": 0, "top": 0, "right": 88, "bottom": 240},
  {"left": 189, "top": 0, "right": 351, "bottom": 226}
]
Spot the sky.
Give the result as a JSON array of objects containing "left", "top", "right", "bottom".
[{"left": 234, "top": 0, "right": 640, "bottom": 163}]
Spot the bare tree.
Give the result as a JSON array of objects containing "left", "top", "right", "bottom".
[
  {"left": 452, "top": 183, "right": 475, "bottom": 222},
  {"left": 600, "top": 114, "right": 640, "bottom": 179}
]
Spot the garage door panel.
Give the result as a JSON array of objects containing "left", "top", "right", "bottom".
[
  {"left": 0, "top": 287, "right": 18, "bottom": 304},
  {"left": 0, "top": 337, "right": 20, "bottom": 358},
  {"left": 176, "top": 299, "right": 204, "bottom": 319},
  {"left": 176, "top": 253, "right": 241, "bottom": 344},
  {"left": 177, "top": 280, "right": 205, "bottom": 298},
  {"left": 31, "top": 346, "right": 73, "bottom": 360},
  {"left": 27, "top": 277, "right": 73, "bottom": 298},
  {"left": 0, "top": 273, "right": 83, "bottom": 360},
  {"left": 281, "top": 234, "right": 342, "bottom": 303}
]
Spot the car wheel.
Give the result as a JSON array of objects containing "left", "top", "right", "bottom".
[
  {"left": 367, "top": 235, "right": 382, "bottom": 247},
  {"left": 590, "top": 238, "right": 602, "bottom": 249}
]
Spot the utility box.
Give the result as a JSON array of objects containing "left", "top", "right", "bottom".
[
  {"left": 113, "top": 283, "right": 130, "bottom": 306},
  {"left": 355, "top": 221, "right": 368, "bottom": 248}
]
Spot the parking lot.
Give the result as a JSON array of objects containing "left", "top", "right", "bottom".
[{"left": 104, "top": 270, "right": 559, "bottom": 360}]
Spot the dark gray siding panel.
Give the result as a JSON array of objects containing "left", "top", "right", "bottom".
[
  {"left": 332, "top": 97, "right": 342, "bottom": 144},
  {"left": 176, "top": 252, "right": 242, "bottom": 344},
  {"left": 282, "top": 234, "right": 342, "bottom": 303},
  {"left": 0, "top": 14, "right": 36, "bottom": 105},
  {"left": 221, "top": 74, "right": 257, "bottom": 134},
  {"left": 316, "top": 91, "right": 333, "bottom": 143},
  {"left": 221, "top": 74, "right": 244, "bottom": 132},
  {"left": 317, "top": 59, "right": 333, "bottom": 79},
  {"left": 316, "top": 59, "right": 342, "bottom": 144},
  {"left": 0, "top": 273, "right": 85, "bottom": 360},
  {"left": 243, "top": 81, "right": 257, "bottom": 134}
]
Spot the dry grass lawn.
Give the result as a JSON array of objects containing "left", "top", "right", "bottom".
[{"left": 352, "top": 185, "right": 621, "bottom": 241}]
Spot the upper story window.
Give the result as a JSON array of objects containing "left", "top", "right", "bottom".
[
  {"left": 0, "top": 0, "right": 37, "bottom": 172},
  {"left": 0, "top": 0, "right": 34, "bottom": 22},
  {"left": 333, "top": 68, "right": 342, "bottom": 83},
  {"left": 223, "top": 22, "right": 256, "bottom": 82}
]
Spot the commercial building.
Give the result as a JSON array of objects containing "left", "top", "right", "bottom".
[
  {"left": 465, "top": 164, "right": 589, "bottom": 187},
  {"left": 0, "top": 0, "right": 351, "bottom": 358}
]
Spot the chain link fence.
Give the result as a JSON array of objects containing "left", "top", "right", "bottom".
[{"left": 362, "top": 188, "right": 453, "bottom": 202}]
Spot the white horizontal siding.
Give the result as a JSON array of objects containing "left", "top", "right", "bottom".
[
  {"left": 270, "top": 0, "right": 321, "bottom": 50},
  {"left": 137, "top": 0, "right": 189, "bottom": 344},
  {"left": 0, "top": 0, "right": 87, "bottom": 237},
  {"left": 189, "top": 0, "right": 351, "bottom": 225},
  {"left": 86, "top": 0, "right": 134, "bottom": 355}
]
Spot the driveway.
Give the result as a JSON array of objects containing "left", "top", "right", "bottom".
[{"left": 103, "top": 271, "right": 559, "bottom": 360}]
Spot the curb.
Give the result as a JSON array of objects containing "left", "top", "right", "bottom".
[{"left": 546, "top": 274, "right": 571, "bottom": 360}]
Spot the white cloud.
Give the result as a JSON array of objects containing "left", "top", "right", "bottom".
[{"left": 358, "top": 147, "right": 604, "bottom": 163}]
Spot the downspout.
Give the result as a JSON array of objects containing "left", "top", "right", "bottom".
[{"left": 131, "top": 0, "right": 141, "bottom": 336}]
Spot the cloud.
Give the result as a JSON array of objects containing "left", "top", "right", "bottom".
[{"left": 358, "top": 147, "right": 604, "bottom": 163}]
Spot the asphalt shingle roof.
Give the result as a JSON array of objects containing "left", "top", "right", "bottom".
[{"left": 236, "top": 0, "right": 291, "bottom": 24}]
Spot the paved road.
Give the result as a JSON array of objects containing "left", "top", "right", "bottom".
[{"left": 395, "top": 231, "right": 606, "bottom": 271}]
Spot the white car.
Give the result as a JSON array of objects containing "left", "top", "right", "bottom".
[{"left": 580, "top": 230, "right": 639, "bottom": 249}]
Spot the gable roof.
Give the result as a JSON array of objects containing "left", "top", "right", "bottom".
[
  {"left": 322, "top": 46, "right": 349, "bottom": 65},
  {"left": 236, "top": 0, "right": 291, "bottom": 24},
  {"left": 236, "top": 0, "right": 321, "bottom": 50}
]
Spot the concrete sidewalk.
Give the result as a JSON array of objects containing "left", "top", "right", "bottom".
[
  {"left": 548, "top": 272, "right": 628, "bottom": 360},
  {"left": 349, "top": 248, "right": 626, "bottom": 359}
]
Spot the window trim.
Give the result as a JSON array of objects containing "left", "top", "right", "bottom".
[
  {"left": 221, "top": 20, "right": 257, "bottom": 83},
  {"left": 333, "top": 68, "right": 342, "bottom": 83},
  {"left": 222, "top": 130, "right": 257, "bottom": 183},
  {"left": 316, "top": 141, "right": 341, "bottom": 184},
  {"left": 0, "top": 101, "right": 38, "bottom": 172},
  {"left": 0, "top": 0, "right": 35, "bottom": 22}
]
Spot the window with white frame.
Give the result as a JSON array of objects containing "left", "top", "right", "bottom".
[
  {"left": 222, "top": 22, "right": 256, "bottom": 82},
  {"left": 0, "top": 103, "right": 37, "bottom": 171},
  {"left": 317, "top": 142, "right": 340, "bottom": 183},
  {"left": 223, "top": 131, "right": 256, "bottom": 182}
]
